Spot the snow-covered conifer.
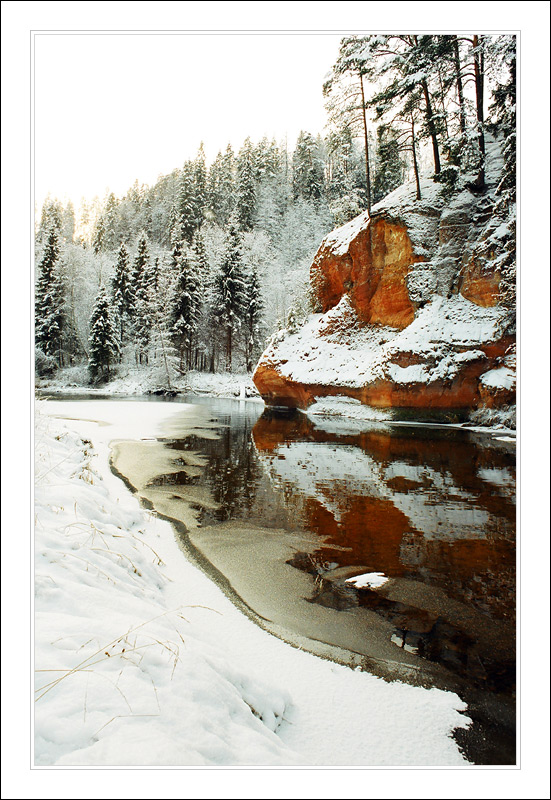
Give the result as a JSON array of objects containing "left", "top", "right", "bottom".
[
  {"left": 170, "top": 249, "right": 201, "bottom": 371},
  {"left": 35, "top": 227, "right": 65, "bottom": 367},
  {"left": 88, "top": 286, "right": 120, "bottom": 380},
  {"left": 212, "top": 223, "right": 247, "bottom": 370},
  {"left": 236, "top": 138, "right": 257, "bottom": 231},
  {"left": 243, "top": 266, "right": 264, "bottom": 372},
  {"left": 110, "top": 243, "right": 133, "bottom": 351}
]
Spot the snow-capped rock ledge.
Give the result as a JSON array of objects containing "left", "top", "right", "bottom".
[{"left": 254, "top": 176, "right": 515, "bottom": 411}]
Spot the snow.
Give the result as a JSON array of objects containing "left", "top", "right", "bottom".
[
  {"left": 34, "top": 398, "right": 471, "bottom": 766},
  {"left": 346, "top": 572, "right": 389, "bottom": 589},
  {"left": 37, "top": 367, "right": 262, "bottom": 402},
  {"left": 480, "top": 366, "right": 516, "bottom": 391},
  {"left": 318, "top": 210, "right": 371, "bottom": 255},
  {"left": 262, "top": 294, "right": 505, "bottom": 390}
]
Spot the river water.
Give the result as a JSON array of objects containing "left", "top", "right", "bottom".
[{"left": 44, "top": 394, "right": 517, "bottom": 763}]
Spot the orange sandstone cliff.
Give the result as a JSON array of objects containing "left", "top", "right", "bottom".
[{"left": 253, "top": 179, "right": 515, "bottom": 411}]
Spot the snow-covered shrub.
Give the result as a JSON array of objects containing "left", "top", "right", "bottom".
[
  {"left": 35, "top": 347, "right": 57, "bottom": 377},
  {"left": 469, "top": 404, "right": 516, "bottom": 430}
]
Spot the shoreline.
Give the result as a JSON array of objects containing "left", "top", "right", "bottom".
[
  {"left": 36, "top": 382, "right": 516, "bottom": 441},
  {"left": 34, "top": 397, "right": 473, "bottom": 766}
]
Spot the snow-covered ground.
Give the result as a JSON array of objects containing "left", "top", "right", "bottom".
[
  {"left": 36, "top": 366, "right": 262, "bottom": 401},
  {"left": 33, "top": 398, "right": 472, "bottom": 767}
]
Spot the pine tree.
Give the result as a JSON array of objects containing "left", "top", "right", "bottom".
[
  {"left": 170, "top": 249, "right": 201, "bottom": 371},
  {"left": 324, "top": 38, "right": 374, "bottom": 210},
  {"left": 212, "top": 223, "right": 247, "bottom": 370},
  {"left": 132, "top": 231, "right": 150, "bottom": 294},
  {"left": 132, "top": 233, "right": 152, "bottom": 365},
  {"left": 35, "top": 227, "right": 65, "bottom": 366},
  {"left": 88, "top": 287, "right": 120, "bottom": 381},
  {"left": 488, "top": 36, "right": 516, "bottom": 330},
  {"left": 236, "top": 138, "right": 257, "bottom": 231},
  {"left": 373, "top": 125, "right": 405, "bottom": 203},
  {"left": 292, "top": 132, "right": 325, "bottom": 202},
  {"left": 110, "top": 242, "right": 133, "bottom": 351},
  {"left": 243, "top": 267, "right": 264, "bottom": 372}
]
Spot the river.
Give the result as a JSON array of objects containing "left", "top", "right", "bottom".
[{"left": 42, "top": 393, "right": 516, "bottom": 764}]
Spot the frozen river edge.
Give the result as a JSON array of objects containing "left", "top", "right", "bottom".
[{"left": 34, "top": 397, "right": 472, "bottom": 767}]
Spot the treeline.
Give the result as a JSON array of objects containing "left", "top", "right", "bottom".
[
  {"left": 34, "top": 132, "right": 378, "bottom": 382},
  {"left": 35, "top": 34, "right": 516, "bottom": 383}
]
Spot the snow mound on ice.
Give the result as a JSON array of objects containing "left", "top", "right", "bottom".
[{"left": 346, "top": 572, "right": 389, "bottom": 589}]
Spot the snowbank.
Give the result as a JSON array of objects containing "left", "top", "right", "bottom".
[
  {"left": 34, "top": 398, "right": 471, "bottom": 766},
  {"left": 37, "top": 367, "right": 261, "bottom": 402}
]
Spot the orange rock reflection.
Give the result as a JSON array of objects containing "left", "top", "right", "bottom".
[{"left": 252, "top": 411, "right": 515, "bottom": 621}]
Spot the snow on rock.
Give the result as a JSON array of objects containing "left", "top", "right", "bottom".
[
  {"left": 34, "top": 399, "right": 471, "bottom": 766},
  {"left": 255, "top": 293, "right": 508, "bottom": 408},
  {"left": 480, "top": 366, "right": 516, "bottom": 391},
  {"left": 321, "top": 209, "right": 371, "bottom": 256},
  {"left": 254, "top": 158, "right": 516, "bottom": 413}
]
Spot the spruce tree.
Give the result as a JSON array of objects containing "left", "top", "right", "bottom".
[
  {"left": 35, "top": 227, "right": 65, "bottom": 366},
  {"left": 236, "top": 138, "right": 257, "bottom": 231},
  {"left": 292, "top": 132, "right": 325, "bottom": 202},
  {"left": 212, "top": 223, "right": 247, "bottom": 370},
  {"left": 132, "top": 231, "right": 150, "bottom": 295},
  {"left": 170, "top": 250, "right": 201, "bottom": 372},
  {"left": 110, "top": 242, "right": 133, "bottom": 351},
  {"left": 208, "top": 144, "right": 236, "bottom": 227},
  {"left": 88, "top": 287, "right": 120, "bottom": 380},
  {"left": 373, "top": 125, "right": 405, "bottom": 203},
  {"left": 132, "top": 233, "right": 152, "bottom": 365},
  {"left": 173, "top": 162, "right": 200, "bottom": 244},
  {"left": 243, "top": 267, "right": 264, "bottom": 372}
]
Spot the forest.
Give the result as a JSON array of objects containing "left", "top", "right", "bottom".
[{"left": 34, "top": 34, "right": 516, "bottom": 385}]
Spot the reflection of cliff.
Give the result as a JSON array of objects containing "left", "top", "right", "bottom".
[{"left": 252, "top": 411, "right": 515, "bottom": 620}]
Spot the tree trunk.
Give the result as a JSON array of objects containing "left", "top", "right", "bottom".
[
  {"left": 421, "top": 78, "right": 441, "bottom": 175},
  {"left": 227, "top": 325, "right": 232, "bottom": 372},
  {"left": 473, "top": 35, "right": 486, "bottom": 190},
  {"left": 359, "top": 71, "right": 372, "bottom": 213},
  {"left": 411, "top": 120, "right": 421, "bottom": 200},
  {"left": 453, "top": 36, "right": 466, "bottom": 135}
]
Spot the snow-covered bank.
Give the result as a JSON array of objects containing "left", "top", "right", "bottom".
[
  {"left": 36, "top": 366, "right": 261, "bottom": 402},
  {"left": 34, "top": 398, "right": 471, "bottom": 766}
]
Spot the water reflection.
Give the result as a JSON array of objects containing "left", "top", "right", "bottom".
[
  {"left": 256, "top": 415, "right": 513, "bottom": 586},
  {"left": 119, "top": 402, "right": 515, "bottom": 697}
]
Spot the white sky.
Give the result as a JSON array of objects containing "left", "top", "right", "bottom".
[{"left": 34, "top": 33, "right": 344, "bottom": 209}]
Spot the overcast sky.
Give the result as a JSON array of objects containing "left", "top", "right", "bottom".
[{"left": 34, "top": 32, "right": 344, "bottom": 209}]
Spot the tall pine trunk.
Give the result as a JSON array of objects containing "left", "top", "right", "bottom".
[
  {"left": 226, "top": 325, "right": 232, "bottom": 372},
  {"left": 421, "top": 78, "right": 441, "bottom": 175},
  {"left": 411, "top": 119, "right": 421, "bottom": 200},
  {"left": 473, "top": 35, "right": 486, "bottom": 190},
  {"left": 359, "top": 71, "right": 372, "bottom": 213},
  {"left": 453, "top": 36, "right": 466, "bottom": 135}
]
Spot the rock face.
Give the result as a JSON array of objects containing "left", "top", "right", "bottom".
[
  {"left": 311, "top": 213, "right": 424, "bottom": 329},
  {"left": 253, "top": 178, "right": 515, "bottom": 412}
]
